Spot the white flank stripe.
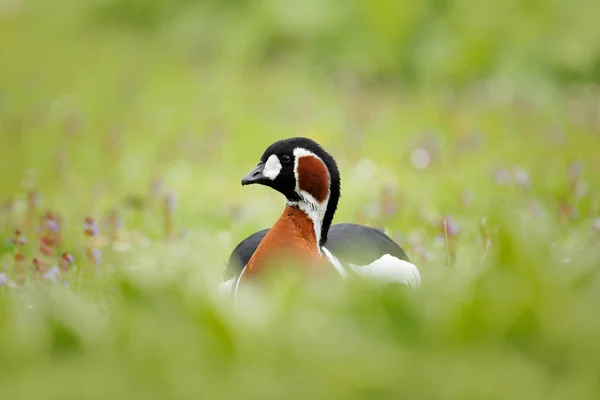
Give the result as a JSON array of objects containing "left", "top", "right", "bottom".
[
  {"left": 349, "top": 254, "right": 421, "bottom": 288},
  {"left": 321, "top": 246, "right": 348, "bottom": 277},
  {"left": 218, "top": 278, "right": 236, "bottom": 293}
]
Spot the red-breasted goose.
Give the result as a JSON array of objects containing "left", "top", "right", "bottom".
[{"left": 220, "top": 137, "right": 421, "bottom": 293}]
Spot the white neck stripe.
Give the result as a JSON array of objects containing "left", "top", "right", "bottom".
[{"left": 291, "top": 147, "right": 331, "bottom": 250}]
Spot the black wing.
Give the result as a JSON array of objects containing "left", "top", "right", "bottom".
[
  {"left": 224, "top": 223, "right": 409, "bottom": 280},
  {"left": 326, "top": 223, "right": 409, "bottom": 266}
]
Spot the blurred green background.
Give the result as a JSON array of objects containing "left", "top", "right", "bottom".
[{"left": 1, "top": 1, "right": 600, "bottom": 399}]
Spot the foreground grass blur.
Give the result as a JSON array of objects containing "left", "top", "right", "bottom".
[{"left": 2, "top": 1, "right": 600, "bottom": 399}]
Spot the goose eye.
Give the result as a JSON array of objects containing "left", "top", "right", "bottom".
[{"left": 280, "top": 154, "right": 292, "bottom": 163}]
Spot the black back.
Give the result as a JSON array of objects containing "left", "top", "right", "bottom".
[{"left": 224, "top": 223, "right": 410, "bottom": 280}]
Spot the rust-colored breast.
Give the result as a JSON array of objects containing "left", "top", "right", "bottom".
[{"left": 241, "top": 206, "right": 325, "bottom": 281}]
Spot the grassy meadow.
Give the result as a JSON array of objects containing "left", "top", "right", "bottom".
[{"left": 1, "top": 1, "right": 600, "bottom": 399}]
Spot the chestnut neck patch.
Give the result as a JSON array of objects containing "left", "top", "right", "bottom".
[{"left": 296, "top": 155, "right": 330, "bottom": 204}]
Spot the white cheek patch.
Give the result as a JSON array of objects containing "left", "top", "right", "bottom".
[{"left": 263, "top": 154, "right": 282, "bottom": 180}]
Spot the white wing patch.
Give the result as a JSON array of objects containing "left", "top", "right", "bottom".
[
  {"left": 349, "top": 254, "right": 421, "bottom": 288},
  {"left": 263, "top": 154, "right": 282, "bottom": 180}
]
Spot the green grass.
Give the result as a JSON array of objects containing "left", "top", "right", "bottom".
[{"left": 2, "top": 2, "right": 600, "bottom": 399}]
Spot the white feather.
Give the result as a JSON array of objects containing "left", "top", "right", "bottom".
[{"left": 349, "top": 254, "right": 421, "bottom": 288}]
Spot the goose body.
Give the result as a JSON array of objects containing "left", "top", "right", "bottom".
[{"left": 220, "top": 137, "right": 421, "bottom": 293}]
